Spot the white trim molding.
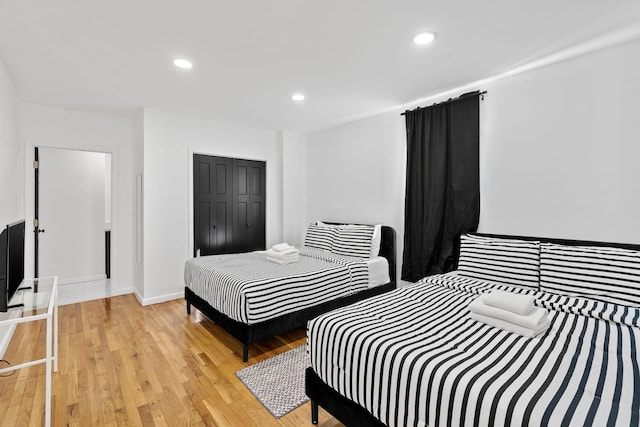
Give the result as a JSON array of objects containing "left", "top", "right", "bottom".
[
  {"left": 137, "top": 291, "right": 184, "bottom": 307},
  {"left": 58, "top": 274, "right": 107, "bottom": 286}
]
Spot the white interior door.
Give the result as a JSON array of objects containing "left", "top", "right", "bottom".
[{"left": 39, "top": 148, "right": 110, "bottom": 284}]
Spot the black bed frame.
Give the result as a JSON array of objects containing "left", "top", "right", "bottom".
[
  {"left": 305, "top": 232, "right": 640, "bottom": 426},
  {"left": 185, "top": 224, "right": 397, "bottom": 362}
]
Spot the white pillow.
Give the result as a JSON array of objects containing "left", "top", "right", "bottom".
[{"left": 371, "top": 224, "right": 382, "bottom": 257}]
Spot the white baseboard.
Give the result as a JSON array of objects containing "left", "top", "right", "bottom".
[
  {"left": 59, "top": 274, "right": 107, "bottom": 286},
  {"left": 137, "top": 291, "right": 184, "bottom": 306},
  {"left": 57, "top": 283, "right": 136, "bottom": 306},
  {"left": 134, "top": 290, "right": 144, "bottom": 306},
  {"left": 111, "top": 287, "right": 135, "bottom": 297}
]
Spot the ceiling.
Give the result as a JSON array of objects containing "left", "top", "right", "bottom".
[{"left": 1, "top": 1, "right": 640, "bottom": 133}]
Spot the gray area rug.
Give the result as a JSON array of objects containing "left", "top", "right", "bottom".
[{"left": 236, "top": 346, "right": 310, "bottom": 418}]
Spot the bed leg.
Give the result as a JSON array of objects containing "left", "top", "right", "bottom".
[
  {"left": 311, "top": 400, "right": 318, "bottom": 424},
  {"left": 186, "top": 300, "right": 191, "bottom": 315},
  {"left": 242, "top": 344, "right": 249, "bottom": 362}
]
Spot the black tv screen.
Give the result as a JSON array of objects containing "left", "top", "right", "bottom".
[
  {"left": 0, "top": 226, "right": 7, "bottom": 311},
  {"left": 0, "top": 220, "right": 25, "bottom": 312}
]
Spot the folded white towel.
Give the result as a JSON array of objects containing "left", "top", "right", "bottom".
[
  {"left": 469, "top": 295, "right": 548, "bottom": 330},
  {"left": 272, "top": 242, "right": 294, "bottom": 252},
  {"left": 266, "top": 248, "right": 299, "bottom": 260},
  {"left": 470, "top": 312, "right": 550, "bottom": 338},
  {"left": 267, "top": 256, "right": 298, "bottom": 265},
  {"left": 483, "top": 290, "right": 535, "bottom": 315}
]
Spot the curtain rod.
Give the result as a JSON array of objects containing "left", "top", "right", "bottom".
[{"left": 401, "top": 90, "right": 487, "bottom": 116}]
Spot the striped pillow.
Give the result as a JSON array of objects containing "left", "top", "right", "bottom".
[
  {"left": 304, "top": 224, "right": 335, "bottom": 251},
  {"left": 540, "top": 243, "right": 640, "bottom": 307},
  {"left": 457, "top": 234, "right": 540, "bottom": 289},
  {"left": 318, "top": 221, "right": 382, "bottom": 257},
  {"left": 331, "top": 226, "right": 374, "bottom": 259}
]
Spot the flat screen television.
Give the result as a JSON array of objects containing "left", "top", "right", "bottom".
[{"left": 0, "top": 220, "right": 25, "bottom": 312}]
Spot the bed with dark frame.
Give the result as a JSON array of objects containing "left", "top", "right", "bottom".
[
  {"left": 305, "top": 232, "right": 640, "bottom": 427},
  {"left": 185, "top": 222, "right": 396, "bottom": 362}
]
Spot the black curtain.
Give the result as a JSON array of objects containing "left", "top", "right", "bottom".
[{"left": 401, "top": 92, "right": 480, "bottom": 282}]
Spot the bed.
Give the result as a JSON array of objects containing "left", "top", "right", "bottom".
[
  {"left": 184, "top": 222, "right": 396, "bottom": 362},
  {"left": 305, "top": 233, "right": 640, "bottom": 427}
]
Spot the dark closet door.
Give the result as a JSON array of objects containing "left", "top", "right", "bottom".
[
  {"left": 233, "top": 159, "right": 266, "bottom": 253},
  {"left": 193, "top": 155, "right": 233, "bottom": 256}
]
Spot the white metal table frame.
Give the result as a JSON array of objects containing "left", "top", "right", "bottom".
[{"left": 0, "top": 276, "right": 58, "bottom": 427}]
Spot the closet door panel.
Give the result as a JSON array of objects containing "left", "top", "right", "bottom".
[
  {"left": 236, "top": 164, "right": 248, "bottom": 195},
  {"left": 250, "top": 165, "right": 262, "bottom": 195},
  {"left": 195, "top": 202, "right": 211, "bottom": 255},
  {"left": 233, "top": 159, "right": 250, "bottom": 252},
  {"left": 212, "top": 158, "right": 234, "bottom": 254},
  {"left": 233, "top": 201, "right": 249, "bottom": 253},
  {"left": 215, "top": 164, "right": 228, "bottom": 194},
  {"left": 194, "top": 155, "right": 233, "bottom": 256},
  {"left": 194, "top": 156, "right": 213, "bottom": 256},
  {"left": 248, "top": 161, "right": 266, "bottom": 251},
  {"left": 199, "top": 162, "right": 211, "bottom": 193},
  {"left": 249, "top": 201, "right": 265, "bottom": 250},
  {"left": 212, "top": 201, "right": 231, "bottom": 253}
]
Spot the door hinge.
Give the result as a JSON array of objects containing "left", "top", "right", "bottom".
[
  {"left": 33, "top": 160, "right": 39, "bottom": 169},
  {"left": 33, "top": 219, "right": 39, "bottom": 228}
]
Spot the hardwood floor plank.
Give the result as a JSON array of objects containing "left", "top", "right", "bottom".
[
  {"left": 28, "top": 370, "right": 45, "bottom": 427},
  {"left": 0, "top": 294, "right": 343, "bottom": 426},
  {"left": 66, "top": 402, "right": 80, "bottom": 426}
]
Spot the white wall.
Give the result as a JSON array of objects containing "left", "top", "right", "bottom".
[
  {"left": 0, "top": 60, "right": 23, "bottom": 357},
  {"left": 141, "top": 108, "right": 281, "bottom": 305},
  {"left": 306, "top": 37, "right": 640, "bottom": 286},
  {"left": 105, "top": 153, "right": 112, "bottom": 228},
  {"left": 478, "top": 38, "right": 640, "bottom": 242},
  {"left": 38, "top": 148, "right": 106, "bottom": 283},
  {"left": 307, "top": 113, "right": 406, "bottom": 283},
  {"left": 20, "top": 103, "right": 137, "bottom": 296},
  {"left": 281, "top": 131, "right": 308, "bottom": 246},
  {"left": 133, "top": 111, "right": 144, "bottom": 297},
  {"left": 0, "top": 61, "right": 23, "bottom": 230}
]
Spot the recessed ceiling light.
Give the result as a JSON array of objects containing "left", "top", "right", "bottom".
[
  {"left": 291, "top": 93, "right": 305, "bottom": 102},
  {"left": 173, "top": 59, "right": 193, "bottom": 69},
  {"left": 413, "top": 32, "right": 436, "bottom": 45}
]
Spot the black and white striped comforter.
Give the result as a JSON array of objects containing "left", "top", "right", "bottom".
[
  {"left": 308, "top": 272, "right": 640, "bottom": 427},
  {"left": 184, "top": 247, "right": 369, "bottom": 324}
]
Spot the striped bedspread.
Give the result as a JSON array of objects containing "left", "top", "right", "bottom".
[
  {"left": 307, "top": 272, "right": 640, "bottom": 427},
  {"left": 184, "top": 247, "right": 369, "bottom": 324}
]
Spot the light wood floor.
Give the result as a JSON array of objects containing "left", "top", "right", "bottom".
[{"left": 0, "top": 294, "right": 343, "bottom": 426}]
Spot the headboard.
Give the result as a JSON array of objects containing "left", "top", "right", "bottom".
[
  {"left": 470, "top": 232, "right": 640, "bottom": 251},
  {"left": 324, "top": 221, "right": 397, "bottom": 286}
]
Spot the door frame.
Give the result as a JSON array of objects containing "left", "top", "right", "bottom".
[
  {"left": 187, "top": 148, "right": 270, "bottom": 261},
  {"left": 24, "top": 142, "right": 116, "bottom": 282}
]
